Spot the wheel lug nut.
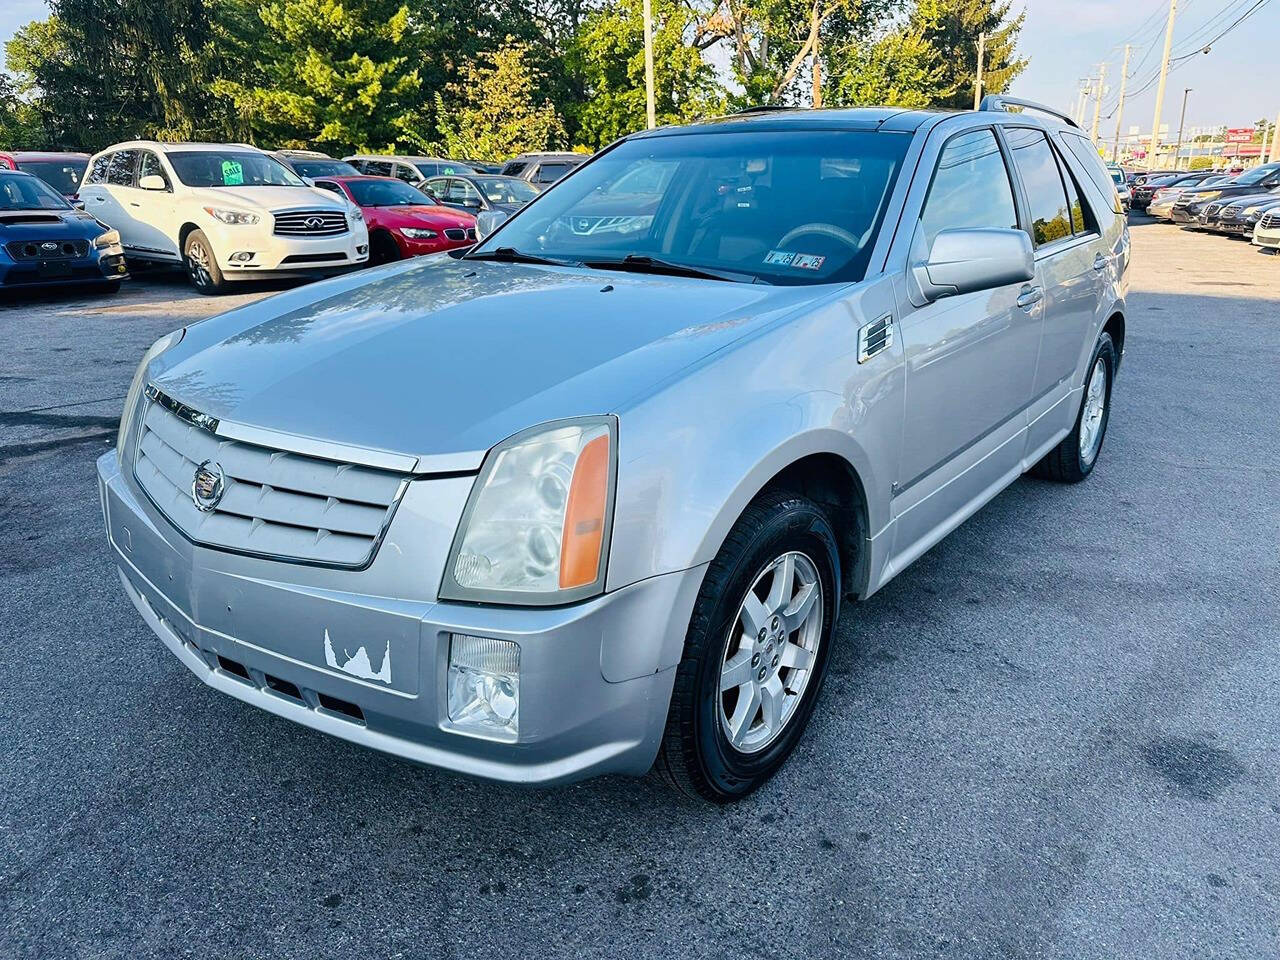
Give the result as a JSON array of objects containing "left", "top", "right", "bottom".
[
  {"left": 771, "top": 617, "right": 780, "bottom": 631},
  {"left": 758, "top": 628, "right": 767, "bottom": 642},
  {"left": 751, "top": 653, "right": 760, "bottom": 667},
  {"left": 757, "top": 668, "right": 767, "bottom": 681},
  {"left": 772, "top": 654, "right": 780, "bottom": 668}
]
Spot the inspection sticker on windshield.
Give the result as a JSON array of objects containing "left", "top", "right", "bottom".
[
  {"left": 765, "top": 250, "right": 825, "bottom": 270},
  {"left": 221, "top": 159, "right": 244, "bottom": 186}
]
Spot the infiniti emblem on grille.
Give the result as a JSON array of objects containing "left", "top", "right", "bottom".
[
  {"left": 305, "top": 216, "right": 324, "bottom": 230},
  {"left": 191, "top": 460, "right": 226, "bottom": 512},
  {"left": 41, "top": 241, "right": 59, "bottom": 251}
]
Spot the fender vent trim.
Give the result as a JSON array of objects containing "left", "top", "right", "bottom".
[{"left": 858, "top": 314, "right": 894, "bottom": 364}]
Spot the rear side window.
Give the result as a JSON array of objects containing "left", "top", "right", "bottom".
[
  {"left": 107, "top": 150, "right": 139, "bottom": 187},
  {"left": 920, "top": 129, "right": 1018, "bottom": 246},
  {"left": 1005, "top": 128, "right": 1072, "bottom": 247},
  {"left": 503, "top": 161, "right": 527, "bottom": 176},
  {"left": 395, "top": 163, "right": 423, "bottom": 182},
  {"left": 1059, "top": 132, "right": 1122, "bottom": 214},
  {"left": 534, "top": 162, "right": 572, "bottom": 183},
  {"left": 86, "top": 152, "right": 113, "bottom": 185},
  {"left": 364, "top": 160, "right": 393, "bottom": 177},
  {"left": 1054, "top": 151, "right": 1095, "bottom": 235}
]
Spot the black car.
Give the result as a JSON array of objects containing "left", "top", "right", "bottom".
[
  {"left": 422, "top": 174, "right": 540, "bottom": 216},
  {"left": 0, "top": 170, "right": 128, "bottom": 292},
  {"left": 270, "top": 150, "right": 361, "bottom": 181},
  {"left": 1203, "top": 190, "right": 1280, "bottom": 236},
  {"left": 1132, "top": 172, "right": 1202, "bottom": 211},
  {"left": 1171, "top": 162, "right": 1280, "bottom": 225},
  {"left": 499, "top": 152, "right": 587, "bottom": 187}
]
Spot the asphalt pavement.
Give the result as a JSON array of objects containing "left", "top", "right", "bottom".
[{"left": 2, "top": 225, "right": 1278, "bottom": 960}]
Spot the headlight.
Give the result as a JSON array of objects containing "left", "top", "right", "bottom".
[
  {"left": 350, "top": 208, "right": 364, "bottom": 221},
  {"left": 94, "top": 228, "right": 121, "bottom": 249},
  {"left": 1197, "top": 191, "right": 1222, "bottom": 202},
  {"left": 401, "top": 227, "right": 437, "bottom": 239},
  {"left": 441, "top": 418, "right": 616, "bottom": 605},
  {"left": 203, "top": 206, "right": 260, "bottom": 225},
  {"left": 117, "top": 328, "right": 185, "bottom": 464}
]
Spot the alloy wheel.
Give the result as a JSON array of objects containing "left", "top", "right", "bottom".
[
  {"left": 186, "top": 241, "right": 212, "bottom": 288},
  {"left": 1079, "top": 357, "right": 1108, "bottom": 466},
  {"left": 718, "top": 551, "right": 824, "bottom": 754}
]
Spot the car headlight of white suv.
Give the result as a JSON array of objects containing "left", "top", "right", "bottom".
[
  {"left": 203, "top": 206, "right": 261, "bottom": 225},
  {"left": 440, "top": 417, "right": 616, "bottom": 605}
]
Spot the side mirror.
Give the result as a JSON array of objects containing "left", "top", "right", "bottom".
[
  {"left": 71, "top": 197, "right": 86, "bottom": 210},
  {"left": 474, "top": 209, "right": 510, "bottom": 240},
  {"left": 909, "top": 227, "right": 1034, "bottom": 306},
  {"left": 138, "top": 174, "right": 167, "bottom": 191}
]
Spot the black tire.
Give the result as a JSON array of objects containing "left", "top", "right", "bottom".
[
  {"left": 97, "top": 280, "right": 122, "bottom": 294},
  {"left": 183, "top": 229, "right": 228, "bottom": 294},
  {"left": 654, "top": 491, "right": 841, "bottom": 803},
  {"left": 369, "top": 231, "right": 402, "bottom": 266},
  {"left": 1032, "top": 332, "right": 1116, "bottom": 483}
]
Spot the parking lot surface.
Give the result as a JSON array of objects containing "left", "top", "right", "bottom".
[{"left": 2, "top": 224, "right": 1278, "bottom": 959}]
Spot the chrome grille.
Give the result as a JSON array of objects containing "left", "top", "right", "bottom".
[
  {"left": 132, "top": 392, "right": 407, "bottom": 567},
  {"left": 1260, "top": 212, "right": 1278, "bottom": 230},
  {"left": 1223, "top": 205, "right": 1242, "bottom": 219},
  {"left": 1205, "top": 203, "right": 1222, "bottom": 217},
  {"left": 442, "top": 227, "right": 476, "bottom": 242},
  {"left": 272, "top": 209, "right": 348, "bottom": 237}
]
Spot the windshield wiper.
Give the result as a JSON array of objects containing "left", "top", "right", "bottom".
[
  {"left": 583, "top": 254, "right": 764, "bottom": 284},
  {"left": 466, "top": 246, "right": 579, "bottom": 267}
]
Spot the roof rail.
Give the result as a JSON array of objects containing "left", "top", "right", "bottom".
[
  {"left": 979, "top": 95, "right": 1079, "bottom": 129},
  {"left": 735, "top": 104, "right": 797, "bottom": 115}
]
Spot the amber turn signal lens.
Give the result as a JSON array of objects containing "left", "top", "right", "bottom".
[{"left": 559, "top": 433, "right": 610, "bottom": 589}]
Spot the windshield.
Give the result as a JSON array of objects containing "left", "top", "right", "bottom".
[
  {"left": 346, "top": 178, "right": 429, "bottom": 207},
  {"left": 1234, "top": 163, "right": 1279, "bottom": 186},
  {"left": 167, "top": 151, "right": 305, "bottom": 188},
  {"left": 18, "top": 159, "right": 87, "bottom": 195},
  {"left": 293, "top": 158, "right": 359, "bottom": 179},
  {"left": 0, "top": 173, "right": 72, "bottom": 210},
  {"left": 476, "top": 177, "right": 538, "bottom": 204},
  {"left": 475, "top": 130, "right": 910, "bottom": 285}
]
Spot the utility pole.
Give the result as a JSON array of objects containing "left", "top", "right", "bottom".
[
  {"left": 1111, "top": 44, "right": 1132, "bottom": 163},
  {"left": 1261, "top": 124, "right": 1272, "bottom": 169},
  {"left": 1090, "top": 62, "right": 1107, "bottom": 143},
  {"left": 642, "top": 0, "right": 656, "bottom": 129},
  {"left": 812, "top": 0, "right": 822, "bottom": 108},
  {"left": 1149, "top": 0, "right": 1178, "bottom": 165},
  {"left": 973, "top": 32, "right": 986, "bottom": 110},
  {"left": 1174, "top": 88, "right": 1191, "bottom": 171},
  {"left": 1075, "top": 80, "right": 1091, "bottom": 126},
  {"left": 1272, "top": 110, "right": 1280, "bottom": 162}
]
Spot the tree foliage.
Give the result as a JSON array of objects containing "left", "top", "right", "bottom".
[
  {"left": 433, "top": 40, "right": 566, "bottom": 160},
  {"left": 1, "top": 0, "right": 1026, "bottom": 153}
]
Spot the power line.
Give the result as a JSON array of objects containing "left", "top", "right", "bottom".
[{"left": 1169, "top": 0, "right": 1271, "bottom": 61}]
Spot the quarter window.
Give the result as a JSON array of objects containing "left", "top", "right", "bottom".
[
  {"left": 920, "top": 129, "right": 1018, "bottom": 246},
  {"left": 394, "top": 163, "right": 422, "bottom": 183},
  {"left": 106, "top": 150, "right": 139, "bottom": 187},
  {"left": 364, "top": 160, "right": 394, "bottom": 177},
  {"left": 1005, "top": 128, "right": 1072, "bottom": 247},
  {"left": 85, "top": 152, "right": 113, "bottom": 185}
]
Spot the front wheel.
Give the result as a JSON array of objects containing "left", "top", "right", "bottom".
[
  {"left": 1032, "top": 332, "right": 1116, "bottom": 483},
  {"left": 183, "top": 229, "right": 228, "bottom": 294},
  {"left": 655, "top": 491, "right": 840, "bottom": 803}
]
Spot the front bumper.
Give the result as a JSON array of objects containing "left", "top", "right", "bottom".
[
  {"left": 98, "top": 451, "right": 702, "bottom": 785},
  {"left": 207, "top": 220, "right": 370, "bottom": 278},
  {"left": 0, "top": 249, "right": 128, "bottom": 288},
  {"left": 1254, "top": 226, "right": 1280, "bottom": 250}
]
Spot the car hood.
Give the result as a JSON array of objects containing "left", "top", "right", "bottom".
[
  {"left": 186, "top": 185, "right": 346, "bottom": 214},
  {"left": 0, "top": 209, "right": 104, "bottom": 239},
  {"left": 153, "top": 256, "right": 832, "bottom": 469},
  {"left": 373, "top": 205, "right": 475, "bottom": 229}
]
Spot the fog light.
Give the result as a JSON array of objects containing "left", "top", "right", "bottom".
[
  {"left": 448, "top": 634, "right": 519, "bottom": 737},
  {"left": 230, "top": 251, "right": 255, "bottom": 263},
  {"left": 357, "top": 244, "right": 368, "bottom": 255}
]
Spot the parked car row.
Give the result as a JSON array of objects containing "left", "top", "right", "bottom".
[
  {"left": 1, "top": 142, "right": 587, "bottom": 295},
  {"left": 1138, "top": 161, "right": 1280, "bottom": 254}
]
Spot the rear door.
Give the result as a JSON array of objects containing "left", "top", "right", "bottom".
[{"left": 1002, "top": 127, "right": 1104, "bottom": 444}]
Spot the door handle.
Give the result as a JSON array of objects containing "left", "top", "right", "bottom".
[
  {"left": 89, "top": 197, "right": 105, "bottom": 203},
  {"left": 1093, "top": 254, "right": 1110, "bottom": 272},
  {"left": 129, "top": 202, "right": 141, "bottom": 207},
  {"left": 1016, "top": 285, "right": 1044, "bottom": 310}
]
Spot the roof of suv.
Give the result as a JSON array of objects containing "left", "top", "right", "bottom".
[
  {"left": 345, "top": 154, "right": 457, "bottom": 164},
  {"left": 89, "top": 141, "right": 265, "bottom": 155},
  {"left": 3, "top": 151, "right": 90, "bottom": 162}
]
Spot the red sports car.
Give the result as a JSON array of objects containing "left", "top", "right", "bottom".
[{"left": 312, "top": 175, "right": 477, "bottom": 264}]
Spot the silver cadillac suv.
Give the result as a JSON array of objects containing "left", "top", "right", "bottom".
[{"left": 98, "top": 98, "right": 1129, "bottom": 802}]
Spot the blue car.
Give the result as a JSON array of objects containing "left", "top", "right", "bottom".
[{"left": 0, "top": 169, "right": 128, "bottom": 292}]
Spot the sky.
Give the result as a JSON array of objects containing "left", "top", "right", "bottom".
[{"left": 3, "top": 0, "right": 1278, "bottom": 139}]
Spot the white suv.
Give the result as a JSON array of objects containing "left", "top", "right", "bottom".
[{"left": 79, "top": 141, "right": 369, "bottom": 293}]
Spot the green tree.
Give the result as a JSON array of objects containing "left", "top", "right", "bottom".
[
  {"left": 212, "top": 0, "right": 423, "bottom": 153},
  {"left": 569, "top": 0, "right": 725, "bottom": 148},
  {"left": 827, "top": 22, "right": 943, "bottom": 108},
  {"left": 432, "top": 39, "right": 566, "bottom": 161},
  {"left": 909, "top": 0, "right": 1026, "bottom": 108}
]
